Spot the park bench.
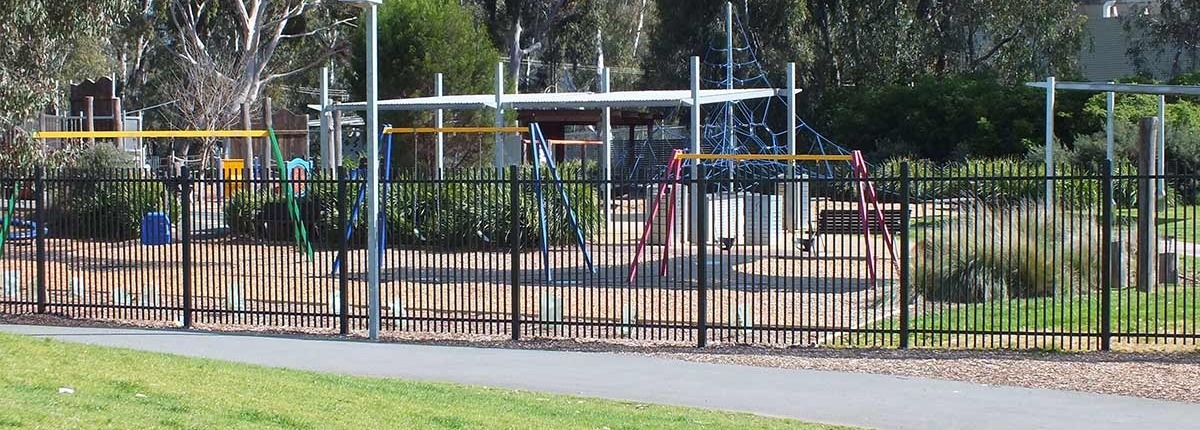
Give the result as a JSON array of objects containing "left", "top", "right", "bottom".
[
  {"left": 816, "top": 209, "right": 905, "bottom": 234},
  {"left": 797, "top": 208, "right": 906, "bottom": 253}
]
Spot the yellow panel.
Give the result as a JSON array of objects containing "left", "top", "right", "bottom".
[
  {"left": 382, "top": 126, "right": 526, "bottom": 134},
  {"left": 673, "top": 153, "right": 853, "bottom": 161},
  {"left": 34, "top": 130, "right": 270, "bottom": 139},
  {"left": 221, "top": 159, "right": 246, "bottom": 196}
]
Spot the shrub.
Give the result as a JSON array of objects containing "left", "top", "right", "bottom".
[
  {"left": 913, "top": 202, "right": 1101, "bottom": 303},
  {"left": 226, "top": 162, "right": 602, "bottom": 250},
  {"left": 49, "top": 145, "right": 177, "bottom": 240}
]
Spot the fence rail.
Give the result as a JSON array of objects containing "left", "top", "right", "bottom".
[{"left": 0, "top": 161, "right": 1197, "bottom": 351}]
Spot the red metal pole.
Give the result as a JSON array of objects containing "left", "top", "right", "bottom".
[
  {"left": 627, "top": 152, "right": 682, "bottom": 285},
  {"left": 659, "top": 153, "right": 686, "bottom": 276},
  {"left": 852, "top": 151, "right": 878, "bottom": 284}
]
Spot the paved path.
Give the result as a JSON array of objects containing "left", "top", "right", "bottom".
[{"left": 3, "top": 324, "right": 1197, "bottom": 430}]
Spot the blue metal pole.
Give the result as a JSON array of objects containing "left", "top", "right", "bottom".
[
  {"left": 533, "top": 124, "right": 595, "bottom": 273},
  {"left": 378, "top": 129, "right": 393, "bottom": 273},
  {"left": 332, "top": 168, "right": 368, "bottom": 276},
  {"left": 530, "top": 124, "right": 552, "bottom": 282}
]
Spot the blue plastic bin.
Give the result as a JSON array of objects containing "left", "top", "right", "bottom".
[{"left": 141, "top": 212, "right": 172, "bottom": 245}]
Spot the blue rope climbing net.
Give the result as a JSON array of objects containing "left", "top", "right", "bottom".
[{"left": 633, "top": 7, "right": 851, "bottom": 187}]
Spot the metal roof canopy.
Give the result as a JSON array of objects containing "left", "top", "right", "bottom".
[
  {"left": 1027, "top": 78, "right": 1196, "bottom": 215},
  {"left": 313, "top": 88, "right": 797, "bottom": 112},
  {"left": 1025, "top": 81, "right": 1200, "bottom": 96}
]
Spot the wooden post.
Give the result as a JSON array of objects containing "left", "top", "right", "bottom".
[
  {"left": 1137, "top": 117, "right": 1159, "bottom": 292},
  {"left": 113, "top": 97, "right": 123, "bottom": 154},
  {"left": 242, "top": 103, "right": 253, "bottom": 191},
  {"left": 85, "top": 96, "right": 95, "bottom": 146}
]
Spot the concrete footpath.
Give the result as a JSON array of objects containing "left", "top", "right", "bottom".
[{"left": 2, "top": 324, "right": 1197, "bottom": 430}]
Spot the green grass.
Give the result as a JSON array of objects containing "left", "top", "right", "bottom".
[
  {"left": 0, "top": 334, "right": 851, "bottom": 430},
  {"left": 1113, "top": 204, "right": 1200, "bottom": 243},
  {"left": 858, "top": 285, "right": 1198, "bottom": 349}
]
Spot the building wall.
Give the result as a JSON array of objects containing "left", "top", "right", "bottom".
[{"left": 1077, "top": 0, "right": 1174, "bottom": 80}]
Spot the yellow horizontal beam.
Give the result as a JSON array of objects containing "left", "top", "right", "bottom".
[
  {"left": 34, "top": 130, "right": 270, "bottom": 139},
  {"left": 674, "top": 154, "right": 853, "bottom": 161},
  {"left": 522, "top": 139, "right": 602, "bottom": 145},
  {"left": 383, "top": 126, "right": 526, "bottom": 134}
]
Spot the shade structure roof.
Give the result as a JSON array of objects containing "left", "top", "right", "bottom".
[
  {"left": 1025, "top": 81, "right": 1200, "bottom": 96},
  {"left": 313, "top": 88, "right": 798, "bottom": 112}
]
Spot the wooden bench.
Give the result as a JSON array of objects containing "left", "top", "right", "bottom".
[{"left": 816, "top": 209, "right": 905, "bottom": 235}]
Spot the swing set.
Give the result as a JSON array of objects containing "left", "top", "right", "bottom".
[
  {"left": 627, "top": 150, "right": 899, "bottom": 286},
  {"left": 329, "top": 122, "right": 595, "bottom": 283}
]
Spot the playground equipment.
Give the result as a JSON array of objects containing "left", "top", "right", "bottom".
[
  {"left": 632, "top": 3, "right": 850, "bottom": 185},
  {"left": 628, "top": 150, "right": 898, "bottom": 286},
  {"left": 33, "top": 128, "right": 316, "bottom": 258},
  {"left": 527, "top": 122, "right": 596, "bottom": 282},
  {"left": 328, "top": 123, "right": 596, "bottom": 282},
  {"left": 0, "top": 182, "right": 47, "bottom": 257},
  {"left": 266, "top": 128, "right": 314, "bottom": 259}
]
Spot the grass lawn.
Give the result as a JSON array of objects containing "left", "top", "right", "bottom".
[
  {"left": 0, "top": 333, "right": 852, "bottom": 430},
  {"left": 1114, "top": 204, "right": 1200, "bottom": 243},
  {"left": 854, "top": 285, "right": 1198, "bottom": 349}
]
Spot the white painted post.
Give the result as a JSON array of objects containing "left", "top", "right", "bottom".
[
  {"left": 1044, "top": 76, "right": 1056, "bottom": 211},
  {"left": 435, "top": 73, "right": 445, "bottom": 180},
  {"left": 320, "top": 66, "right": 331, "bottom": 171},
  {"left": 785, "top": 62, "right": 797, "bottom": 230},
  {"left": 690, "top": 56, "right": 702, "bottom": 243},
  {"left": 1158, "top": 94, "right": 1167, "bottom": 200},
  {"left": 601, "top": 67, "right": 613, "bottom": 226},
  {"left": 494, "top": 62, "right": 506, "bottom": 169},
  {"left": 1106, "top": 84, "right": 1115, "bottom": 161},
  {"left": 364, "top": 2, "right": 381, "bottom": 340},
  {"left": 725, "top": 1, "right": 735, "bottom": 186}
]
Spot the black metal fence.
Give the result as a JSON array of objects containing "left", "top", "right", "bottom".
[{"left": 0, "top": 161, "right": 1196, "bottom": 351}]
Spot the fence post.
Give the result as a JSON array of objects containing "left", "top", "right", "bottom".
[
  {"left": 1100, "top": 159, "right": 1114, "bottom": 351},
  {"left": 337, "top": 167, "right": 350, "bottom": 335},
  {"left": 509, "top": 165, "right": 521, "bottom": 341},
  {"left": 696, "top": 164, "right": 708, "bottom": 347},
  {"left": 34, "top": 166, "right": 46, "bottom": 314},
  {"left": 899, "top": 162, "right": 910, "bottom": 349},
  {"left": 180, "top": 166, "right": 193, "bottom": 329}
]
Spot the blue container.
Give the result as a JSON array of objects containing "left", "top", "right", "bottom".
[{"left": 141, "top": 212, "right": 172, "bottom": 246}]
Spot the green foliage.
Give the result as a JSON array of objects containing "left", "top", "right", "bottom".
[
  {"left": 0, "top": 1, "right": 123, "bottom": 130},
  {"left": 49, "top": 146, "right": 177, "bottom": 241},
  {"left": 874, "top": 155, "right": 1168, "bottom": 209},
  {"left": 350, "top": 0, "right": 500, "bottom": 171},
  {"left": 645, "top": 1, "right": 1084, "bottom": 102},
  {"left": 1081, "top": 93, "right": 1200, "bottom": 131},
  {"left": 224, "top": 190, "right": 275, "bottom": 237},
  {"left": 914, "top": 203, "right": 1101, "bottom": 303},
  {"left": 818, "top": 78, "right": 1044, "bottom": 161},
  {"left": 227, "top": 162, "right": 601, "bottom": 250}
]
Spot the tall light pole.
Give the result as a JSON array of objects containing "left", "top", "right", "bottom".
[{"left": 342, "top": 0, "right": 382, "bottom": 340}]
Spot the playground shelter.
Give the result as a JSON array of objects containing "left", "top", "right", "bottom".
[
  {"left": 316, "top": 58, "right": 804, "bottom": 228},
  {"left": 1026, "top": 79, "right": 1200, "bottom": 206}
]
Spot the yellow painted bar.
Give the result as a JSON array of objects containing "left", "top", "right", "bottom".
[
  {"left": 521, "top": 139, "right": 602, "bottom": 145},
  {"left": 674, "top": 153, "right": 853, "bottom": 161},
  {"left": 382, "top": 126, "right": 526, "bottom": 134},
  {"left": 34, "top": 130, "right": 270, "bottom": 139}
]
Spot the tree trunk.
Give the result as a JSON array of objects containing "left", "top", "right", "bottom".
[{"left": 509, "top": 16, "right": 523, "bottom": 94}]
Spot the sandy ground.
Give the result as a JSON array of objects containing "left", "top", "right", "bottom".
[{"left": 0, "top": 196, "right": 1194, "bottom": 350}]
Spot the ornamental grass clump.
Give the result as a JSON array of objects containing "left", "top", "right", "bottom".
[{"left": 913, "top": 202, "right": 1101, "bottom": 303}]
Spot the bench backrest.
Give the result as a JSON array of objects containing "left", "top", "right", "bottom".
[{"left": 817, "top": 209, "right": 905, "bottom": 234}]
